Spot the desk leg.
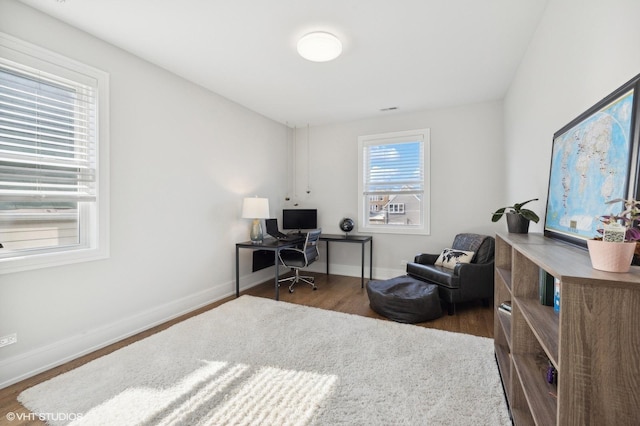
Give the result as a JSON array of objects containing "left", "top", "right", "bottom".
[
  {"left": 361, "top": 242, "right": 365, "bottom": 288},
  {"left": 274, "top": 249, "right": 280, "bottom": 301},
  {"left": 369, "top": 239, "right": 373, "bottom": 280},
  {"left": 235, "top": 245, "right": 240, "bottom": 297},
  {"left": 325, "top": 241, "right": 330, "bottom": 276}
]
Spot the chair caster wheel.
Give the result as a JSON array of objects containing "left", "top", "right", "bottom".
[
  {"left": 289, "top": 289, "right": 294, "bottom": 293},
  {"left": 312, "top": 286, "right": 317, "bottom": 290}
]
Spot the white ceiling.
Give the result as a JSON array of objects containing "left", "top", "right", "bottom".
[{"left": 19, "top": 0, "right": 548, "bottom": 127}]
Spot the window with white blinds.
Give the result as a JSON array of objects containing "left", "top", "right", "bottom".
[
  {"left": 358, "top": 129, "right": 430, "bottom": 235},
  {"left": 0, "top": 65, "right": 97, "bottom": 203},
  {"left": 0, "top": 33, "right": 109, "bottom": 273}
]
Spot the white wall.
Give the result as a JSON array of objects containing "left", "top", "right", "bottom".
[
  {"left": 290, "top": 101, "right": 506, "bottom": 279},
  {"left": 0, "top": 1, "right": 289, "bottom": 387},
  {"left": 504, "top": 0, "right": 640, "bottom": 230}
]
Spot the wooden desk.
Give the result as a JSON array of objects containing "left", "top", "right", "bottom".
[{"left": 235, "top": 234, "right": 373, "bottom": 300}]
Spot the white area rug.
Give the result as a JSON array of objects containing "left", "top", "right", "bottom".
[{"left": 19, "top": 296, "right": 510, "bottom": 425}]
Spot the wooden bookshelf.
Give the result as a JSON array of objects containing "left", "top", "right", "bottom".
[{"left": 494, "top": 233, "right": 640, "bottom": 425}]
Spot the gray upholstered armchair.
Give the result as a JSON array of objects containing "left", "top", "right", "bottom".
[{"left": 406, "top": 233, "right": 495, "bottom": 315}]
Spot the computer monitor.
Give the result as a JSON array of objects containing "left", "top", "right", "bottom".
[{"left": 282, "top": 209, "right": 317, "bottom": 233}]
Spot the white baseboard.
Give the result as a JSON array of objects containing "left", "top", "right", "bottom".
[{"left": 0, "top": 272, "right": 270, "bottom": 389}]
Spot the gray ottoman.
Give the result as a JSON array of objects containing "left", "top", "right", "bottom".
[{"left": 366, "top": 275, "right": 442, "bottom": 323}]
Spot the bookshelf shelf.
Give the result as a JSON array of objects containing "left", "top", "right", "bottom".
[
  {"left": 512, "top": 354, "right": 557, "bottom": 426},
  {"left": 516, "top": 297, "right": 558, "bottom": 365},
  {"left": 496, "top": 308, "right": 512, "bottom": 347},
  {"left": 496, "top": 267, "right": 512, "bottom": 291},
  {"left": 494, "top": 233, "right": 640, "bottom": 425}
]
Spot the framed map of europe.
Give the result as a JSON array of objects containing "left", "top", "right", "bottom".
[{"left": 544, "top": 73, "right": 640, "bottom": 246}]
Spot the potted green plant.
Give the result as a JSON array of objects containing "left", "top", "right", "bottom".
[
  {"left": 491, "top": 198, "right": 540, "bottom": 233},
  {"left": 587, "top": 198, "right": 640, "bottom": 273}
]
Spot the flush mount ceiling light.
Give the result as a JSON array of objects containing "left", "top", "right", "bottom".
[{"left": 297, "top": 32, "right": 342, "bottom": 62}]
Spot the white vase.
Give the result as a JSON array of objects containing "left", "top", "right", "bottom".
[{"left": 586, "top": 239, "right": 636, "bottom": 273}]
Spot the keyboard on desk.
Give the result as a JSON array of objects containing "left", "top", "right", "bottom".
[
  {"left": 276, "top": 234, "right": 305, "bottom": 243},
  {"left": 265, "top": 219, "right": 306, "bottom": 243}
]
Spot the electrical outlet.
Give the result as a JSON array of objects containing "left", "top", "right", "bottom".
[{"left": 0, "top": 333, "right": 17, "bottom": 348}]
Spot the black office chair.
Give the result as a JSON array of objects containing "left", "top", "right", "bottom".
[{"left": 278, "top": 229, "right": 322, "bottom": 293}]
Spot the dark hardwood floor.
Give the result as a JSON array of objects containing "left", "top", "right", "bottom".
[{"left": 0, "top": 273, "right": 493, "bottom": 425}]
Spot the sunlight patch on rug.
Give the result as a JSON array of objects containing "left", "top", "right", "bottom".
[
  {"left": 70, "top": 361, "right": 235, "bottom": 424},
  {"left": 67, "top": 361, "right": 336, "bottom": 426},
  {"left": 202, "top": 367, "right": 337, "bottom": 426},
  {"left": 153, "top": 362, "right": 251, "bottom": 425}
]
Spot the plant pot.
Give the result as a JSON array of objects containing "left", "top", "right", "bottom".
[
  {"left": 506, "top": 213, "right": 530, "bottom": 233},
  {"left": 587, "top": 239, "right": 636, "bottom": 273}
]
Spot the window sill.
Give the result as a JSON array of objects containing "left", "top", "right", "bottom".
[
  {"left": 357, "top": 225, "right": 430, "bottom": 236},
  {"left": 0, "top": 245, "right": 109, "bottom": 275}
]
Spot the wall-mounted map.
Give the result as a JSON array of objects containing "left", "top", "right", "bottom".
[{"left": 545, "top": 83, "right": 638, "bottom": 244}]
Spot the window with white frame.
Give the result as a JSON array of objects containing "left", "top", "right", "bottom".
[
  {"left": 388, "top": 203, "right": 405, "bottom": 214},
  {"left": 0, "top": 33, "right": 109, "bottom": 273},
  {"left": 357, "top": 129, "right": 430, "bottom": 235}
]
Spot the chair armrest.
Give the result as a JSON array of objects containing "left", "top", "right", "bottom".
[
  {"left": 414, "top": 253, "right": 439, "bottom": 265},
  {"left": 454, "top": 261, "right": 494, "bottom": 280},
  {"left": 454, "top": 261, "right": 495, "bottom": 300}
]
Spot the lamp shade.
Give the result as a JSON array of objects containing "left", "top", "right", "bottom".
[{"left": 242, "top": 197, "right": 270, "bottom": 219}]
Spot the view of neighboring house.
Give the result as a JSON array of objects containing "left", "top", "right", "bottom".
[{"left": 368, "top": 194, "right": 421, "bottom": 226}]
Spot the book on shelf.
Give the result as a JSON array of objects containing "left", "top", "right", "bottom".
[
  {"left": 539, "top": 268, "right": 555, "bottom": 306},
  {"left": 553, "top": 278, "right": 561, "bottom": 313},
  {"left": 498, "top": 300, "right": 512, "bottom": 314}
]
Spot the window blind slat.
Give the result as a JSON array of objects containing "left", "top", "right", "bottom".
[
  {"left": 363, "top": 190, "right": 423, "bottom": 195},
  {"left": 0, "top": 124, "right": 92, "bottom": 145},
  {"left": 0, "top": 105, "right": 93, "bottom": 132},
  {"left": 0, "top": 92, "right": 94, "bottom": 120},
  {"left": 0, "top": 138, "right": 89, "bottom": 156},
  {"left": 0, "top": 169, "right": 95, "bottom": 183},
  {"left": 0, "top": 151, "right": 93, "bottom": 169},
  {"left": 0, "top": 99, "right": 93, "bottom": 127}
]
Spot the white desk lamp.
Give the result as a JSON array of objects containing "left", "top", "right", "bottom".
[{"left": 242, "top": 197, "right": 270, "bottom": 244}]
